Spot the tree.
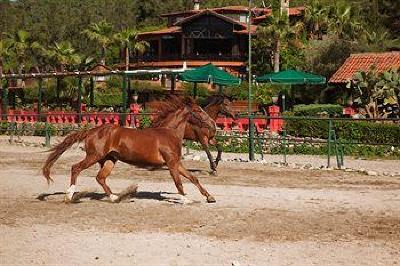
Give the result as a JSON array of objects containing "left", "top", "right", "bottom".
[
  {"left": 256, "top": 14, "right": 303, "bottom": 72},
  {"left": 82, "top": 20, "right": 114, "bottom": 65},
  {"left": 47, "top": 41, "right": 82, "bottom": 72},
  {"left": 328, "top": 3, "right": 363, "bottom": 41},
  {"left": 348, "top": 66, "right": 400, "bottom": 118},
  {"left": 304, "top": 0, "right": 328, "bottom": 40},
  {"left": 0, "top": 40, "right": 11, "bottom": 75},
  {"left": 4, "top": 30, "right": 37, "bottom": 75},
  {"left": 113, "top": 28, "right": 149, "bottom": 71}
]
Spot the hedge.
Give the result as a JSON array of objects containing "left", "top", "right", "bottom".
[
  {"left": 292, "top": 104, "right": 343, "bottom": 117},
  {"left": 285, "top": 119, "right": 400, "bottom": 145},
  {"left": 185, "top": 137, "right": 400, "bottom": 159}
]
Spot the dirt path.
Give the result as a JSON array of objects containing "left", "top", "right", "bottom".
[{"left": 0, "top": 144, "right": 399, "bottom": 265}]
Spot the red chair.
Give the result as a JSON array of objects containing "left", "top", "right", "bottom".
[
  {"left": 112, "top": 115, "right": 120, "bottom": 125},
  {"left": 253, "top": 118, "right": 266, "bottom": 133}
]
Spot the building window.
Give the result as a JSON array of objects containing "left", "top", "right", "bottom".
[{"left": 239, "top": 14, "right": 248, "bottom": 23}]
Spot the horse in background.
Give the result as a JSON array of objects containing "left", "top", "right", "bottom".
[
  {"left": 42, "top": 96, "right": 216, "bottom": 204},
  {"left": 151, "top": 95, "right": 234, "bottom": 175},
  {"left": 185, "top": 96, "right": 235, "bottom": 174}
]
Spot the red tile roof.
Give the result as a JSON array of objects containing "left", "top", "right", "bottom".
[
  {"left": 174, "top": 9, "right": 245, "bottom": 27},
  {"left": 234, "top": 24, "right": 258, "bottom": 34},
  {"left": 329, "top": 52, "right": 400, "bottom": 83},
  {"left": 138, "top": 26, "right": 181, "bottom": 37}
]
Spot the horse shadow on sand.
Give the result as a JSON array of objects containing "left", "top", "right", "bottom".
[{"left": 36, "top": 186, "right": 197, "bottom": 204}]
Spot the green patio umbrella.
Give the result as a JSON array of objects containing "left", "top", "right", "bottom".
[
  {"left": 256, "top": 69, "right": 326, "bottom": 85},
  {"left": 256, "top": 70, "right": 326, "bottom": 111},
  {"left": 179, "top": 63, "right": 241, "bottom": 87}
]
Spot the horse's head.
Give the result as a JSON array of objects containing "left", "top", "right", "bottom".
[
  {"left": 189, "top": 104, "right": 216, "bottom": 132},
  {"left": 219, "top": 97, "right": 235, "bottom": 119}
]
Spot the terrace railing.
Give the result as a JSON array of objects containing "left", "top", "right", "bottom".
[{"left": 132, "top": 53, "right": 246, "bottom": 63}]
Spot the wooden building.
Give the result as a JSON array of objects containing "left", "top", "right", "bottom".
[{"left": 123, "top": 1, "right": 304, "bottom": 75}]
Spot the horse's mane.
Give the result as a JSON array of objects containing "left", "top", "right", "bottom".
[
  {"left": 203, "top": 95, "right": 231, "bottom": 107},
  {"left": 150, "top": 95, "right": 194, "bottom": 128}
]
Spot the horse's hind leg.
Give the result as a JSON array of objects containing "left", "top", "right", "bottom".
[
  {"left": 66, "top": 154, "right": 99, "bottom": 202},
  {"left": 178, "top": 163, "right": 215, "bottom": 203},
  {"left": 95, "top": 159, "right": 118, "bottom": 202}
]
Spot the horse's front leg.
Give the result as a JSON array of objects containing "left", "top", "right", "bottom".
[
  {"left": 209, "top": 137, "right": 222, "bottom": 167},
  {"left": 200, "top": 139, "right": 217, "bottom": 175}
]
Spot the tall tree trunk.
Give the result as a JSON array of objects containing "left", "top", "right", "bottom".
[
  {"left": 101, "top": 47, "right": 106, "bottom": 65},
  {"left": 274, "top": 38, "right": 281, "bottom": 73},
  {"left": 0, "top": 59, "right": 3, "bottom": 115},
  {"left": 125, "top": 46, "right": 129, "bottom": 71}
]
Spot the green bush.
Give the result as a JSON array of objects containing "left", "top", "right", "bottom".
[
  {"left": 139, "top": 112, "right": 152, "bottom": 129},
  {"left": 93, "top": 91, "right": 122, "bottom": 107},
  {"left": 0, "top": 122, "right": 9, "bottom": 135},
  {"left": 186, "top": 135, "right": 400, "bottom": 159},
  {"left": 292, "top": 104, "right": 343, "bottom": 117},
  {"left": 285, "top": 119, "right": 400, "bottom": 145}
]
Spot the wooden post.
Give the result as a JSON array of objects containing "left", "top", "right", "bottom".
[
  {"left": 170, "top": 74, "right": 176, "bottom": 94},
  {"left": 193, "top": 82, "right": 198, "bottom": 98},
  {"left": 1, "top": 78, "right": 8, "bottom": 120},
  {"left": 77, "top": 77, "right": 82, "bottom": 123},
  {"left": 127, "top": 76, "right": 132, "bottom": 106},
  {"left": 56, "top": 78, "right": 61, "bottom": 108},
  {"left": 158, "top": 38, "right": 162, "bottom": 61},
  {"left": 38, "top": 78, "right": 43, "bottom": 118},
  {"left": 89, "top": 77, "right": 94, "bottom": 107},
  {"left": 218, "top": 84, "right": 223, "bottom": 95},
  {"left": 121, "top": 74, "right": 128, "bottom": 126}
]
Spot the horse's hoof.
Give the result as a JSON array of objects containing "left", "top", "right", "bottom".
[
  {"left": 209, "top": 171, "right": 218, "bottom": 176},
  {"left": 207, "top": 195, "right": 216, "bottom": 203},
  {"left": 64, "top": 192, "right": 78, "bottom": 203},
  {"left": 109, "top": 194, "right": 120, "bottom": 203}
]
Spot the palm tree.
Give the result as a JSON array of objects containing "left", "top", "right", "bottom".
[
  {"left": 257, "top": 14, "right": 303, "bottom": 72},
  {"left": 305, "top": 0, "right": 328, "bottom": 40},
  {"left": 0, "top": 40, "right": 10, "bottom": 76},
  {"left": 5, "top": 30, "right": 35, "bottom": 76},
  {"left": 82, "top": 20, "right": 113, "bottom": 65},
  {"left": 328, "top": 4, "right": 364, "bottom": 41},
  {"left": 113, "top": 28, "right": 149, "bottom": 70},
  {"left": 47, "top": 41, "right": 82, "bottom": 72}
]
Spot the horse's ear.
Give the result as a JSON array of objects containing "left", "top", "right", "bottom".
[{"left": 183, "top": 96, "right": 195, "bottom": 107}]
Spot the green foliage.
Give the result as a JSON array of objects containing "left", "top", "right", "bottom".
[
  {"left": 182, "top": 83, "right": 209, "bottom": 98},
  {"left": 139, "top": 112, "right": 152, "bottom": 129},
  {"left": 254, "top": 84, "right": 281, "bottom": 105},
  {"left": 292, "top": 104, "right": 343, "bottom": 117},
  {"left": 285, "top": 118, "right": 400, "bottom": 146},
  {"left": 93, "top": 91, "right": 122, "bottom": 107},
  {"left": 225, "top": 82, "right": 249, "bottom": 100},
  {"left": 349, "top": 67, "right": 400, "bottom": 118},
  {"left": 188, "top": 134, "right": 400, "bottom": 159}
]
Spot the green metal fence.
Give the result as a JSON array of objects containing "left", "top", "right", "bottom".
[{"left": 1, "top": 113, "right": 399, "bottom": 169}]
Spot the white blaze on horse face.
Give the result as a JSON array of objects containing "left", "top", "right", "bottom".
[{"left": 110, "top": 194, "right": 119, "bottom": 202}]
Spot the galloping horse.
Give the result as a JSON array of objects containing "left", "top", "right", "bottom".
[
  {"left": 183, "top": 96, "right": 235, "bottom": 174},
  {"left": 42, "top": 96, "right": 216, "bottom": 203}
]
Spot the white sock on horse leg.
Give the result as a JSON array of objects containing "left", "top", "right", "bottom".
[
  {"left": 110, "top": 194, "right": 119, "bottom": 202},
  {"left": 67, "top": 185, "right": 76, "bottom": 200},
  {"left": 179, "top": 194, "right": 193, "bottom": 204}
]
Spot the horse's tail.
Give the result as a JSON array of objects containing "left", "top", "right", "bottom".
[{"left": 42, "top": 129, "right": 90, "bottom": 184}]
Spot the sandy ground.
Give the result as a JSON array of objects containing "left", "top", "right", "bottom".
[{"left": 0, "top": 143, "right": 400, "bottom": 265}]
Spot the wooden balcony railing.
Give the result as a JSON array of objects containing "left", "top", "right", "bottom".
[{"left": 132, "top": 53, "right": 246, "bottom": 63}]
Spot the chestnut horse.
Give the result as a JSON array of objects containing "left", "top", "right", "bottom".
[
  {"left": 42, "top": 97, "right": 216, "bottom": 203},
  {"left": 183, "top": 96, "right": 235, "bottom": 174}
]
